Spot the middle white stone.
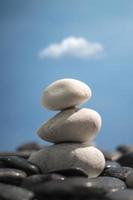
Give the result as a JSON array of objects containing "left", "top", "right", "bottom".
[{"left": 37, "top": 107, "right": 102, "bottom": 143}]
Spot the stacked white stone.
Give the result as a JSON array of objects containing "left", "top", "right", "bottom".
[{"left": 29, "top": 79, "right": 105, "bottom": 177}]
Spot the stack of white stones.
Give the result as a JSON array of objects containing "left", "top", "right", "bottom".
[{"left": 29, "top": 79, "right": 105, "bottom": 177}]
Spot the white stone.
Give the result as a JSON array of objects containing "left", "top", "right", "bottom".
[
  {"left": 37, "top": 107, "right": 102, "bottom": 143},
  {"left": 41, "top": 79, "right": 92, "bottom": 110},
  {"left": 29, "top": 144, "right": 105, "bottom": 177}
]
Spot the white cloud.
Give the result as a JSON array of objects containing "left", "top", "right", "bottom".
[{"left": 39, "top": 36, "right": 104, "bottom": 59}]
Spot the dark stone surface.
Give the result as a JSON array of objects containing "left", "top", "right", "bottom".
[
  {"left": 21, "top": 173, "right": 65, "bottom": 190},
  {"left": 1, "top": 143, "right": 133, "bottom": 200},
  {"left": 117, "top": 152, "right": 133, "bottom": 168},
  {"left": 0, "top": 183, "right": 34, "bottom": 200},
  {"left": 105, "top": 161, "right": 121, "bottom": 169},
  {"left": 16, "top": 142, "right": 42, "bottom": 151},
  {"left": 101, "top": 166, "right": 133, "bottom": 180},
  {"left": 0, "top": 156, "right": 40, "bottom": 175},
  {"left": 31, "top": 178, "right": 105, "bottom": 198},
  {"left": 116, "top": 144, "right": 133, "bottom": 154},
  {"left": 0, "top": 160, "right": 5, "bottom": 167},
  {"left": 106, "top": 189, "right": 133, "bottom": 200},
  {"left": 101, "top": 150, "right": 122, "bottom": 161},
  {"left": 0, "top": 151, "right": 35, "bottom": 159},
  {"left": 0, "top": 168, "right": 27, "bottom": 185},
  {"left": 126, "top": 171, "right": 133, "bottom": 188},
  {"left": 30, "top": 176, "right": 126, "bottom": 198},
  {"left": 48, "top": 167, "right": 88, "bottom": 177},
  {"left": 89, "top": 176, "right": 126, "bottom": 192}
]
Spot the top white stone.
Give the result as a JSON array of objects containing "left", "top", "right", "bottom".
[{"left": 41, "top": 78, "right": 92, "bottom": 110}]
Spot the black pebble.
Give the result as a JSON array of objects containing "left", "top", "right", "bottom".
[
  {"left": 106, "top": 189, "right": 133, "bottom": 200},
  {"left": 117, "top": 144, "right": 133, "bottom": 154},
  {"left": 0, "top": 168, "right": 27, "bottom": 185},
  {"left": 117, "top": 152, "right": 133, "bottom": 168},
  {"left": 101, "top": 166, "right": 133, "bottom": 180},
  {"left": 31, "top": 178, "right": 105, "bottom": 198},
  {"left": 88, "top": 176, "right": 126, "bottom": 192},
  {"left": 0, "top": 183, "right": 34, "bottom": 200},
  {"left": 48, "top": 167, "right": 88, "bottom": 177},
  {"left": 0, "top": 156, "right": 40, "bottom": 175},
  {"left": 126, "top": 171, "right": 133, "bottom": 188},
  {"left": 16, "top": 142, "right": 42, "bottom": 151},
  {"left": 21, "top": 173, "right": 65, "bottom": 190},
  {"left": 0, "top": 161, "right": 5, "bottom": 167},
  {"left": 31, "top": 176, "right": 126, "bottom": 198},
  {"left": 105, "top": 161, "right": 121, "bottom": 169},
  {"left": 101, "top": 150, "right": 122, "bottom": 161},
  {"left": 0, "top": 151, "right": 34, "bottom": 159}
]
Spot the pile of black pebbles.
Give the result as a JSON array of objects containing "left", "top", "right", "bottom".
[{"left": 0, "top": 142, "right": 133, "bottom": 200}]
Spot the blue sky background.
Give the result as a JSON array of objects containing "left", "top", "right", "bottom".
[{"left": 1, "top": 0, "right": 133, "bottom": 151}]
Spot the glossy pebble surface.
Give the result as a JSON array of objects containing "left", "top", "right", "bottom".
[
  {"left": 0, "top": 168, "right": 27, "bottom": 185},
  {"left": 29, "top": 144, "right": 105, "bottom": 177},
  {"left": 0, "top": 156, "right": 40, "bottom": 175},
  {"left": 105, "top": 161, "right": 121, "bottom": 169},
  {"left": 101, "top": 166, "right": 133, "bottom": 180},
  {"left": 106, "top": 189, "right": 133, "bottom": 200},
  {"left": 27, "top": 177, "right": 126, "bottom": 198},
  {"left": 37, "top": 107, "right": 102, "bottom": 143},
  {"left": 41, "top": 78, "right": 92, "bottom": 110},
  {"left": 0, "top": 143, "right": 133, "bottom": 200},
  {"left": 21, "top": 174, "right": 65, "bottom": 191},
  {"left": 0, "top": 183, "right": 34, "bottom": 200}
]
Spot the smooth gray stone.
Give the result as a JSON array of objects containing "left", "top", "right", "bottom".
[
  {"left": 126, "top": 172, "right": 133, "bottom": 188},
  {"left": 106, "top": 189, "right": 133, "bottom": 200},
  {"left": 41, "top": 78, "right": 92, "bottom": 110},
  {"left": 90, "top": 176, "right": 126, "bottom": 192},
  {"left": 101, "top": 166, "right": 133, "bottom": 180},
  {"left": 29, "top": 144, "right": 105, "bottom": 177},
  {"left": 0, "top": 183, "right": 34, "bottom": 200},
  {"left": 37, "top": 107, "right": 102, "bottom": 143},
  {"left": 0, "top": 168, "right": 27, "bottom": 185},
  {"left": 0, "top": 156, "right": 40, "bottom": 175},
  {"left": 21, "top": 174, "right": 65, "bottom": 191},
  {"left": 31, "top": 176, "right": 126, "bottom": 198}
]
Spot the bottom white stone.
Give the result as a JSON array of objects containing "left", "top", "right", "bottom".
[{"left": 28, "top": 143, "right": 105, "bottom": 178}]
